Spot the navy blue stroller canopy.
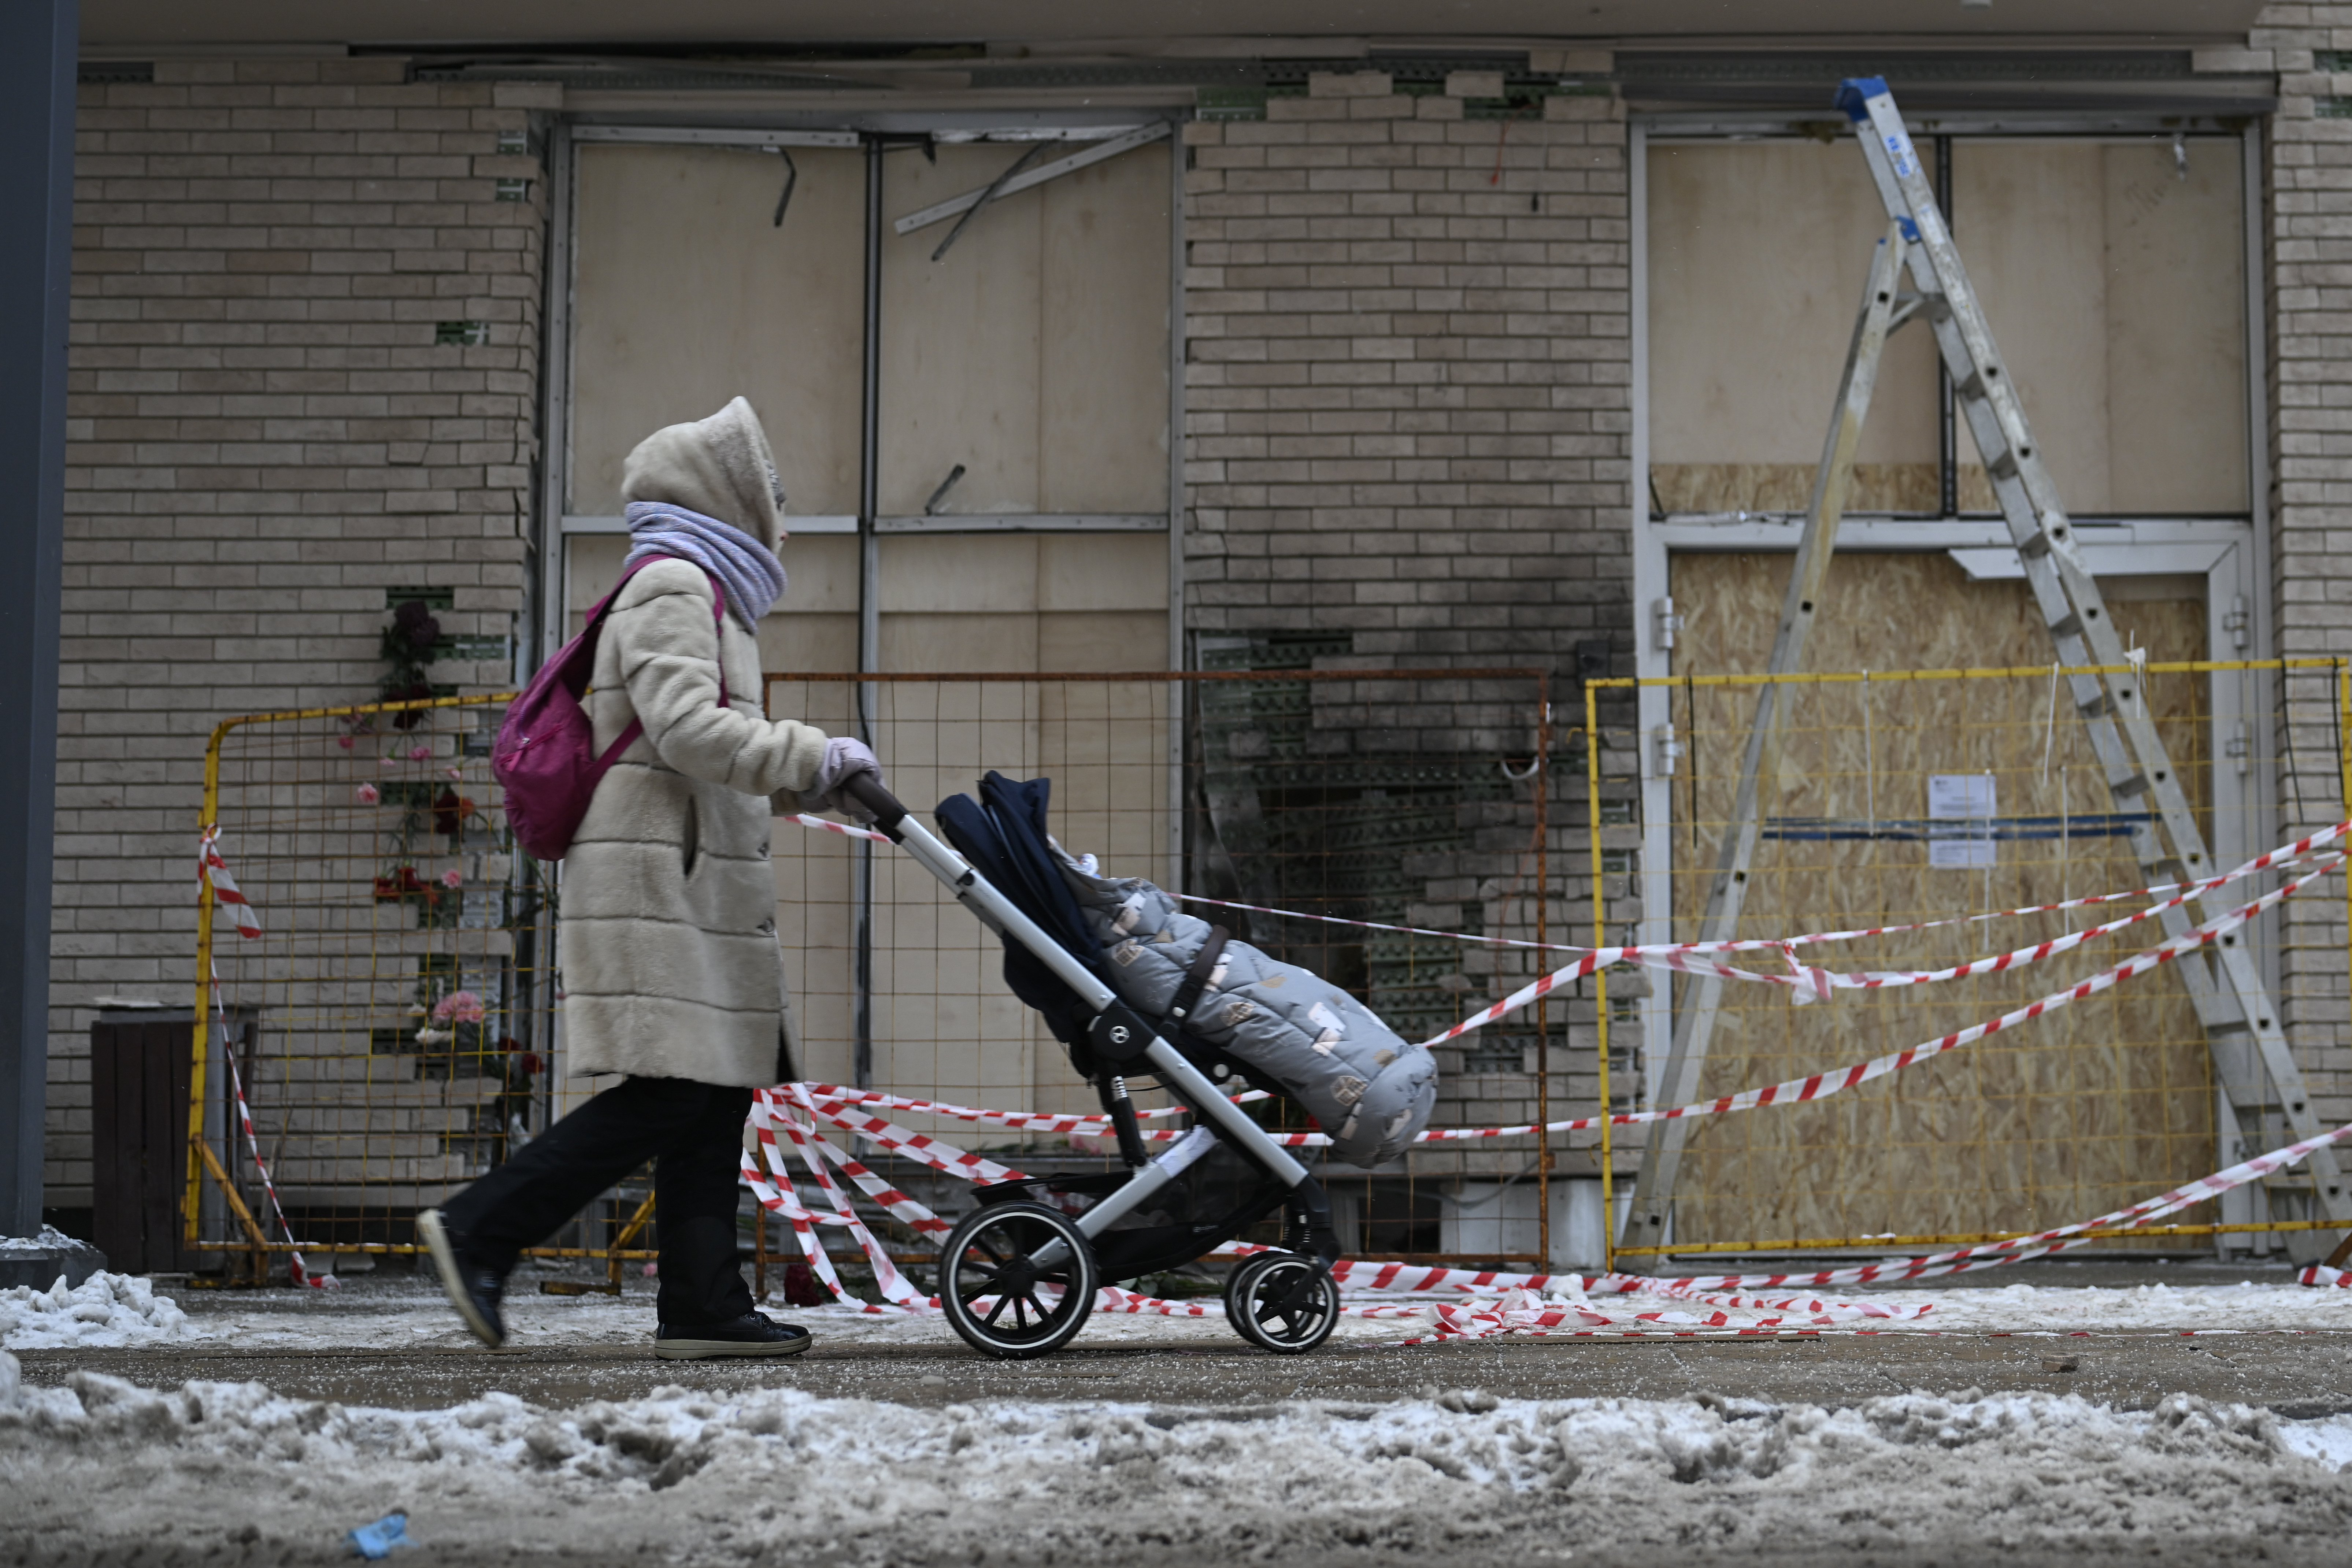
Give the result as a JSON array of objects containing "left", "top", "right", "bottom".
[{"left": 934, "top": 771, "right": 1103, "bottom": 1058}]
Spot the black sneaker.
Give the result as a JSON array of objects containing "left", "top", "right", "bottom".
[
  {"left": 654, "top": 1312, "right": 814, "bottom": 1361},
  {"left": 417, "top": 1208, "right": 507, "bottom": 1349}
]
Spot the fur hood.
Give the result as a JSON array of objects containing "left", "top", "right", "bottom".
[{"left": 620, "top": 396, "right": 788, "bottom": 553}]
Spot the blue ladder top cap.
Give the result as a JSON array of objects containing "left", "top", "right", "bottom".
[{"left": 1837, "top": 76, "right": 1890, "bottom": 119}]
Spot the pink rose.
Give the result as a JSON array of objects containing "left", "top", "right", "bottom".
[
  {"left": 354, "top": 783, "right": 380, "bottom": 805},
  {"left": 337, "top": 735, "right": 354, "bottom": 750},
  {"left": 379, "top": 756, "right": 397, "bottom": 769},
  {"left": 432, "top": 989, "right": 487, "bottom": 1025},
  {"left": 440, "top": 868, "right": 464, "bottom": 889},
  {"left": 408, "top": 745, "right": 431, "bottom": 761},
  {"left": 445, "top": 767, "right": 463, "bottom": 781}
]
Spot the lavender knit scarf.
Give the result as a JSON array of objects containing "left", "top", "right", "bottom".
[{"left": 622, "top": 502, "right": 788, "bottom": 630}]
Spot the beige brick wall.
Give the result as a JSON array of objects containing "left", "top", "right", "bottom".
[
  {"left": 47, "top": 59, "right": 551, "bottom": 1206},
  {"left": 1180, "top": 75, "right": 1632, "bottom": 666}
]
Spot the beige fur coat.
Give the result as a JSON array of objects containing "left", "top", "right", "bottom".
[{"left": 560, "top": 540, "right": 832, "bottom": 1092}]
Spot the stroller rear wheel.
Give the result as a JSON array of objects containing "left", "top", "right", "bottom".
[
  {"left": 938, "top": 1201, "right": 1098, "bottom": 1359},
  {"left": 1225, "top": 1252, "right": 1340, "bottom": 1354}
]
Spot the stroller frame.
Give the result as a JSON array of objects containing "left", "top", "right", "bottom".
[{"left": 844, "top": 775, "right": 1345, "bottom": 1358}]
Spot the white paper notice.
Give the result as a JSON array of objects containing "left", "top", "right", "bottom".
[{"left": 1927, "top": 772, "right": 1997, "bottom": 868}]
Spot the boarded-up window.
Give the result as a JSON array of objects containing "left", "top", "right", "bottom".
[
  {"left": 566, "top": 136, "right": 1174, "bottom": 667},
  {"left": 571, "top": 144, "right": 866, "bottom": 518},
  {"left": 1950, "top": 139, "right": 2245, "bottom": 515},
  {"left": 881, "top": 141, "right": 1172, "bottom": 519},
  {"left": 564, "top": 133, "right": 1174, "bottom": 1118},
  {"left": 1648, "top": 136, "right": 2246, "bottom": 517},
  {"left": 1648, "top": 140, "right": 1942, "bottom": 514}
]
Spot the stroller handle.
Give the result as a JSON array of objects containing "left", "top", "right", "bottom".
[{"left": 842, "top": 769, "right": 908, "bottom": 831}]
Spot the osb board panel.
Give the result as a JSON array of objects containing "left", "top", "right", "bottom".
[
  {"left": 570, "top": 145, "right": 865, "bottom": 517},
  {"left": 1648, "top": 141, "right": 1939, "bottom": 468},
  {"left": 1951, "top": 138, "right": 2245, "bottom": 516},
  {"left": 1663, "top": 551, "right": 2213, "bottom": 1246},
  {"left": 879, "top": 141, "right": 1170, "bottom": 518}
]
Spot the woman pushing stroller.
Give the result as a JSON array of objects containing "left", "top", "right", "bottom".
[{"left": 420, "top": 397, "right": 884, "bottom": 1360}]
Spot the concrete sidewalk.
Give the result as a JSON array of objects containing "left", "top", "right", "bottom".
[{"left": 24, "top": 1326, "right": 2352, "bottom": 1417}]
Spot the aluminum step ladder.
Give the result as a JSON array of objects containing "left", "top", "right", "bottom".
[{"left": 1624, "top": 75, "right": 2351, "bottom": 1262}]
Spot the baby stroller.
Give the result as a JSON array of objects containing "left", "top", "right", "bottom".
[{"left": 841, "top": 770, "right": 1363, "bottom": 1359}]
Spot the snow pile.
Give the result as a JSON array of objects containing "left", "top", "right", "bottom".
[
  {"left": 0, "top": 1225, "right": 87, "bottom": 1253},
  {"left": 1869, "top": 1279, "right": 2352, "bottom": 1334},
  {"left": 1, "top": 1271, "right": 190, "bottom": 1350},
  {"left": 6, "top": 1363, "right": 2352, "bottom": 1560},
  {"left": 1388, "top": 1277, "right": 2352, "bottom": 1340}
]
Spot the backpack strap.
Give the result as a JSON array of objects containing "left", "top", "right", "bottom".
[{"left": 585, "top": 555, "right": 734, "bottom": 767}]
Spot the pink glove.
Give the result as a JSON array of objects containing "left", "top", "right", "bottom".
[{"left": 811, "top": 737, "right": 885, "bottom": 822}]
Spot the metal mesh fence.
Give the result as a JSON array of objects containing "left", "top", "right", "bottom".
[
  {"left": 765, "top": 668, "right": 1560, "bottom": 1265},
  {"left": 190, "top": 693, "right": 560, "bottom": 1272},
  {"left": 188, "top": 670, "right": 1566, "bottom": 1276}
]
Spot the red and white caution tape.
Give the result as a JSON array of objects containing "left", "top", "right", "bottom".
[
  {"left": 743, "top": 1091, "right": 910, "bottom": 1313},
  {"left": 802, "top": 1080, "right": 1273, "bottom": 1133},
  {"left": 783, "top": 812, "right": 892, "bottom": 844},
  {"left": 2301, "top": 1264, "right": 2352, "bottom": 1288},
  {"left": 1168, "top": 819, "right": 2349, "bottom": 960},
  {"left": 1303, "top": 1115, "right": 2352, "bottom": 1300},
  {"left": 744, "top": 1089, "right": 1227, "bottom": 1320},
  {"left": 779, "top": 806, "right": 2345, "bottom": 1011},
  {"left": 738, "top": 1085, "right": 2352, "bottom": 1325},
  {"left": 205, "top": 964, "right": 328, "bottom": 1289},
  {"left": 1409, "top": 851, "right": 2340, "bottom": 1094},
  {"left": 1044, "top": 851, "right": 2339, "bottom": 1153},
  {"left": 199, "top": 826, "right": 263, "bottom": 939},
  {"left": 192, "top": 836, "right": 324, "bottom": 1286},
  {"left": 1391, "top": 1285, "right": 1930, "bottom": 1343},
  {"left": 797, "top": 1094, "right": 1034, "bottom": 1184},
  {"left": 766, "top": 1089, "right": 927, "bottom": 1308}
]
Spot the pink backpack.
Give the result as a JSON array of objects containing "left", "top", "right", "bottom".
[{"left": 493, "top": 557, "right": 728, "bottom": 862}]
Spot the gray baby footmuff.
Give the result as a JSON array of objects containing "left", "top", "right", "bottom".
[{"left": 1053, "top": 846, "right": 1440, "bottom": 1166}]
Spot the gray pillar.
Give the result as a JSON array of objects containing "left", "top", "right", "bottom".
[{"left": 0, "top": 0, "right": 76, "bottom": 1239}]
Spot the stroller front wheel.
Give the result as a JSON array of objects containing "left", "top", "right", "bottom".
[
  {"left": 1225, "top": 1252, "right": 1340, "bottom": 1354},
  {"left": 938, "top": 1201, "right": 1099, "bottom": 1359}
]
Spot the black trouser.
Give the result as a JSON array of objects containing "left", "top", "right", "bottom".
[{"left": 438, "top": 1076, "right": 754, "bottom": 1327}]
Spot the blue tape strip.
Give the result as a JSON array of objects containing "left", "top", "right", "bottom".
[{"left": 1759, "top": 812, "right": 2153, "bottom": 845}]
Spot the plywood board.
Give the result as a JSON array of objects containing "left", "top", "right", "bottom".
[
  {"left": 1951, "top": 141, "right": 2114, "bottom": 514},
  {"left": 1662, "top": 550, "right": 2214, "bottom": 1246},
  {"left": 2099, "top": 140, "right": 2247, "bottom": 514},
  {"left": 1647, "top": 141, "right": 1940, "bottom": 471},
  {"left": 879, "top": 141, "right": 1169, "bottom": 517},
  {"left": 1039, "top": 145, "right": 1172, "bottom": 514},
  {"left": 571, "top": 145, "right": 865, "bottom": 518},
  {"left": 1038, "top": 531, "right": 1170, "bottom": 613}
]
